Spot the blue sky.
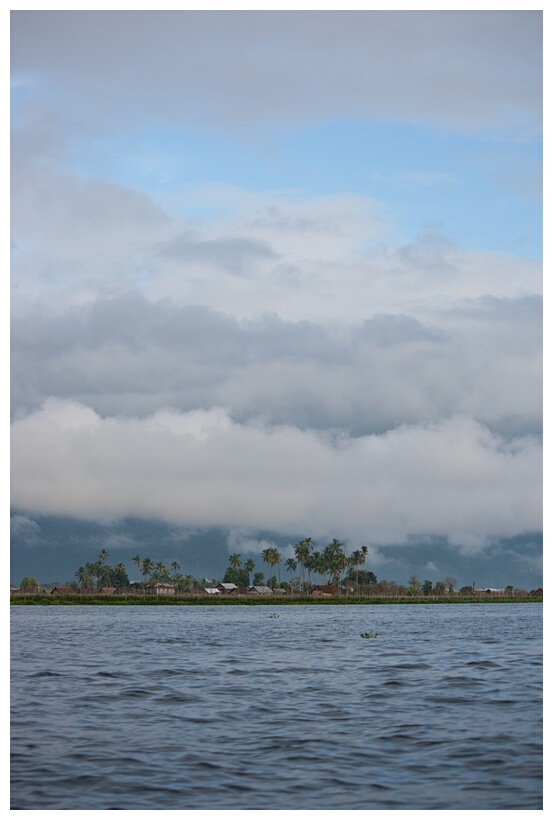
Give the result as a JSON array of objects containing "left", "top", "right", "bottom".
[
  {"left": 10, "top": 9, "right": 542, "bottom": 587},
  {"left": 59, "top": 119, "right": 542, "bottom": 258}
]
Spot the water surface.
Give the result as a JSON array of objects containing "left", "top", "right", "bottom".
[{"left": 11, "top": 603, "right": 542, "bottom": 809}]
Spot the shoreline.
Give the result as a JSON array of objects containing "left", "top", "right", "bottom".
[{"left": 10, "top": 594, "right": 541, "bottom": 606}]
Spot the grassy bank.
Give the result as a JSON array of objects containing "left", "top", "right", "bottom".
[{"left": 10, "top": 594, "right": 540, "bottom": 606}]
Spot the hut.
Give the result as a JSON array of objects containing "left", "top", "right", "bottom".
[{"left": 144, "top": 583, "right": 176, "bottom": 595}]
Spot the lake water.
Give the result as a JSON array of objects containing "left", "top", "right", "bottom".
[{"left": 11, "top": 603, "right": 542, "bottom": 810}]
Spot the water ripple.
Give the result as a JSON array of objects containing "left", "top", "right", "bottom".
[{"left": 11, "top": 603, "right": 542, "bottom": 810}]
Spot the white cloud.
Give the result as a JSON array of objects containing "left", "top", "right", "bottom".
[{"left": 11, "top": 400, "right": 542, "bottom": 554}]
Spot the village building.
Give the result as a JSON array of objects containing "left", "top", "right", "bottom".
[
  {"left": 144, "top": 582, "right": 176, "bottom": 595},
  {"left": 311, "top": 584, "right": 339, "bottom": 596},
  {"left": 217, "top": 583, "right": 238, "bottom": 594}
]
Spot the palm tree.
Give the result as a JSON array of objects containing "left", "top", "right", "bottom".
[
  {"left": 229, "top": 553, "right": 242, "bottom": 571},
  {"left": 98, "top": 549, "right": 111, "bottom": 586},
  {"left": 244, "top": 558, "right": 255, "bottom": 586},
  {"left": 132, "top": 554, "right": 142, "bottom": 580},
  {"left": 322, "top": 539, "right": 347, "bottom": 586},
  {"left": 348, "top": 549, "right": 362, "bottom": 586},
  {"left": 285, "top": 557, "right": 297, "bottom": 576},
  {"left": 75, "top": 566, "right": 93, "bottom": 590},
  {"left": 308, "top": 551, "right": 325, "bottom": 585},
  {"left": 294, "top": 538, "right": 313, "bottom": 591},
  {"left": 154, "top": 561, "right": 168, "bottom": 581},
  {"left": 285, "top": 558, "right": 297, "bottom": 592},
  {"left": 262, "top": 548, "right": 281, "bottom": 587},
  {"left": 171, "top": 561, "right": 181, "bottom": 582},
  {"left": 141, "top": 557, "right": 154, "bottom": 582},
  {"left": 112, "top": 562, "right": 128, "bottom": 588}
]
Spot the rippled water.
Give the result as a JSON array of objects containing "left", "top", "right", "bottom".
[{"left": 11, "top": 603, "right": 542, "bottom": 810}]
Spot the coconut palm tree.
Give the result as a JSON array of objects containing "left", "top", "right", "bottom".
[
  {"left": 322, "top": 539, "right": 347, "bottom": 586},
  {"left": 75, "top": 565, "right": 93, "bottom": 590},
  {"left": 308, "top": 551, "right": 325, "bottom": 585},
  {"left": 97, "top": 549, "right": 111, "bottom": 586},
  {"left": 171, "top": 561, "right": 181, "bottom": 582},
  {"left": 141, "top": 557, "right": 154, "bottom": 582},
  {"left": 262, "top": 547, "right": 281, "bottom": 587},
  {"left": 153, "top": 561, "right": 168, "bottom": 581},
  {"left": 229, "top": 553, "right": 242, "bottom": 571},
  {"left": 132, "top": 554, "right": 142, "bottom": 579},
  {"left": 244, "top": 558, "right": 255, "bottom": 586},
  {"left": 294, "top": 538, "right": 313, "bottom": 591},
  {"left": 112, "top": 562, "right": 129, "bottom": 588},
  {"left": 285, "top": 557, "right": 297, "bottom": 576}
]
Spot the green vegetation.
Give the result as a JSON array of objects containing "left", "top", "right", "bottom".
[
  {"left": 11, "top": 540, "right": 542, "bottom": 605},
  {"left": 19, "top": 577, "right": 39, "bottom": 593},
  {"left": 11, "top": 593, "right": 540, "bottom": 606}
]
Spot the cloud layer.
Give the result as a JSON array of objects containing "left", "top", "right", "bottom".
[
  {"left": 12, "top": 11, "right": 541, "bottom": 133},
  {"left": 11, "top": 400, "right": 541, "bottom": 554}
]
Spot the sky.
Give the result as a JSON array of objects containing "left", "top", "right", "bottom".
[{"left": 10, "top": 8, "right": 543, "bottom": 589}]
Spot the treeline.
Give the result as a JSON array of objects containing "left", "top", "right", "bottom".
[{"left": 15, "top": 539, "right": 525, "bottom": 597}]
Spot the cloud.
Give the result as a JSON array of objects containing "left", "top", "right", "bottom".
[
  {"left": 11, "top": 11, "right": 541, "bottom": 134},
  {"left": 11, "top": 287, "right": 542, "bottom": 439},
  {"left": 9, "top": 11, "right": 542, "bottom": 586},
  {"left": 10, "top": 514, "right": 41, "bottom": 544},
  {"left": 11, "top": 400, "right": 542, "bottom": 554}
]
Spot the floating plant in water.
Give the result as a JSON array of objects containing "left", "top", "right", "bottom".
[{"left": 360, "top": 631, "right": 378, "bottom": 639}]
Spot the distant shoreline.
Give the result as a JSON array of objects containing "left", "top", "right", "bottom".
[{"left": 10, "top": 594, "right": 541, "bottom": 606}]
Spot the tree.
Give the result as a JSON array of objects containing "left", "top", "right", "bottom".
[
  {"left": 75, "top": 566, "right": 93, "bottom": 590},
  {"left": 422, "top": 580, "right": 433, "bottom": 596},
  {"left": 443, "top": 576, "right": 457, "bottom": 594},
  {"left": 175, "top": 574, "right": 194, "bottom": 592},
  {"left": 141, "top": 557, "right": 154, "bottom": 582},
  {"left": 285, "top": 557, "right": 297, "bottom": 580},
  {"left": 433, "top": 581, "right": 446, "bottom": 595},
  {"left": 307, "top": 551, "right": 324, "bottom": 585},
  {"left": 347, "top": 549, "right": 364, "bottom": 587},
  {"left": 344, "top": 568, "right": 377, "bottom": 587},
  {"left": 322, "top": 539, "right": 347, "bottom": 586},
  {"left": 294, "top": 538, "right": 313, "bottom": 589},
  {"left": 20, "top": 576, "right": 39, "bottom": 592},
  {"left": 97, "top": 550, "right": 112, "bottom": 586},
  {"left": 229, "top": 553, "right": 242, "bottom": 571},
  {"left": 170, "top": 561, "right": 181, "bottom": 582},
  {"left": 223, "top": 566, "right": 249, "bottom": 587},
  {"left": 408, "top": 576, "right": 422, "bottom": 595},
  {"left": 252, "top": 571, "right": 265, "bottom": 586},
  {"left": 262, "top": 547, "right": 281, "bottom": 585},
  {"left": 153, "top": 562, "right": 168, "bottom": 581},
  {"left": 132, "top": 554, "right": 142, "bottom": 577},
  {"left": 112, "top": 563, "right": 130, "bottom": 588},
  {"left": 244, "top": 559, "right": 255, "bottom": 586}
]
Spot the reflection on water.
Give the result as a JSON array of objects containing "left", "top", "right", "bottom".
[{"left": 11, "top": 604, "right": 542, "bottom": 809}]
